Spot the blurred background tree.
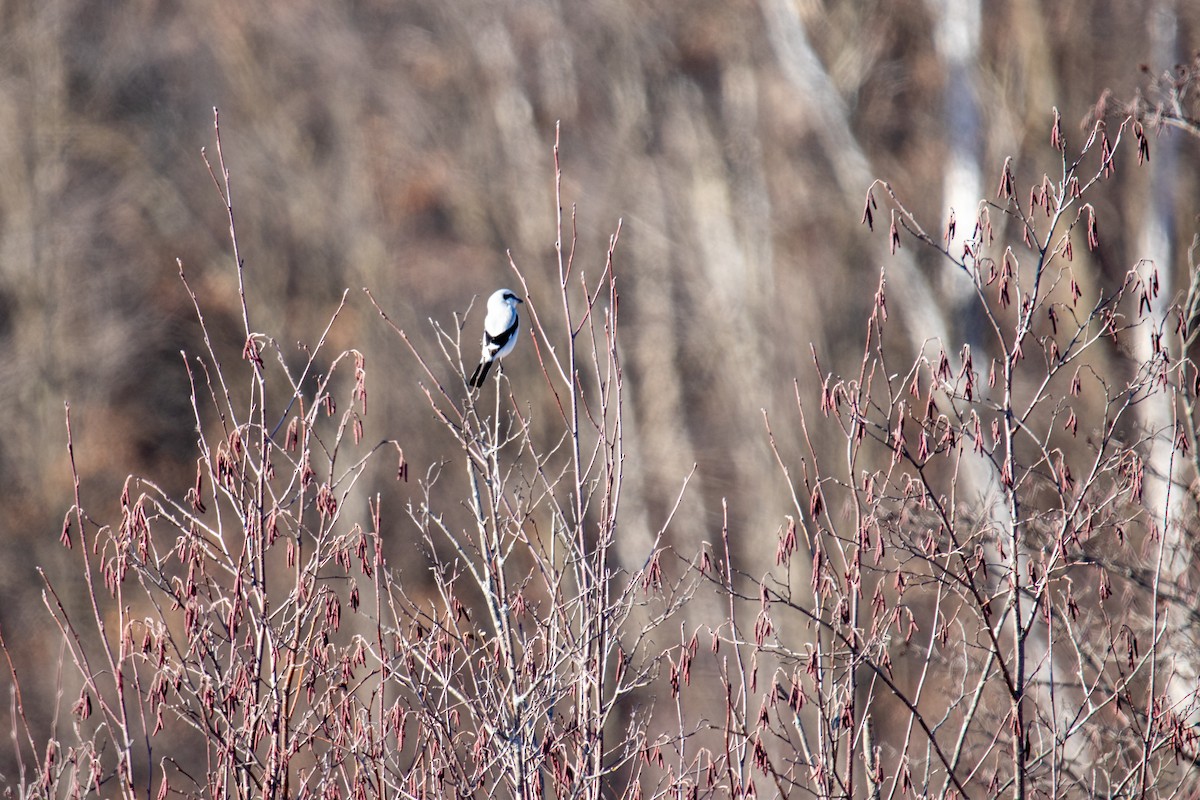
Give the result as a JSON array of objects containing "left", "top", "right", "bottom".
[{"left": 0, "top": 0, "right": 1196, "bottom": 791}]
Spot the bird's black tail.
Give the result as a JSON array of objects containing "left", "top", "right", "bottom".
[{"left": 468, "top": 359, "right": 493, "bottom": 388}]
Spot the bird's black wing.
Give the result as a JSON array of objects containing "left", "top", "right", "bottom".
[
  {"left": 484, "top": 316, "right": 519, "bottom": 356},
  {"left": 470, "top": 316, "right": 518, "bottom": 389}
]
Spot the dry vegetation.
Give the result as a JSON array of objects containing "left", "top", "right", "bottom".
[{"left": 0, "top": 0, "right": 1199, "bottom": 797}]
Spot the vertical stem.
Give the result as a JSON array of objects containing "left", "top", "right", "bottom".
[
  {"left": 553, "top": 122, "right": 603, "bottom": 798},
  {"left": 1006, "top": 386, "right": 1025, "bottom": 800}
]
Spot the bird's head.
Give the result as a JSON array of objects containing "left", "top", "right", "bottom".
[{"left": 491, "top": 289, "right": 524, "bottom": 310}]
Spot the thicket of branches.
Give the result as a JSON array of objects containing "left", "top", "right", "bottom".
[
  {"left": 1, "top": 4, "right": 1199, "bottom": 798},
  {"left": 6, "top": 121, "right": 699, "bottom": 800},
  {"left": 12, "top": 64, "right": 1200, "bottom": 796},
  {"left": 701, "top": 101, "right": 1200, "bottom": 797}
]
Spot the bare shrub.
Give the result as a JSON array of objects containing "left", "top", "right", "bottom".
[
  {"left": 695, "top": 108, "right": 1200, "bottom": 798},
  {"left": 8, "top": 116, "right": 691, "bottom": 800},
  {"left": 13, "top": 53, "right": 1200, "bottom": 800}
]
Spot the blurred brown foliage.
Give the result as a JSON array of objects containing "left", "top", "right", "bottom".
[{"left": 0, "top": 0, "right": 1197, "bottom": 787}]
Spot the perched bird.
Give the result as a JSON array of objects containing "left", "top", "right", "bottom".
[{"left": 468, "top": 289, "right": 523, "bottom": 388}]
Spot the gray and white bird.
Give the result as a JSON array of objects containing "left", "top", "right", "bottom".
[{"left": 468, "top": 289, "right": 523, "bottom": 388}]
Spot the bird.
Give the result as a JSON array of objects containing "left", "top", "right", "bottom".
[{"left": 468, "top": 289, "right": 523, "bottom": 389}]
